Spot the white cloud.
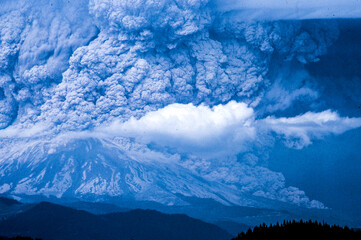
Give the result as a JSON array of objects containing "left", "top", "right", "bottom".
[
  {"left": 262, "top": 110, "right": 361, "bottom": 148},
  {"left": 97, "top": 102, "right": 361, "bottom": 154},
  {"left": 99, "top": 101, "right": 257, "bottom": 156},
  {"left": 0, "top": 122, "right": 51, "bottom": 138}
]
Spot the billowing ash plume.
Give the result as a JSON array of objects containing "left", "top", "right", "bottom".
[
  {"left": 0, "top": 0, "right": 98, "bottom": 129},
  {"left": 0, "top": 0, "right": 360, "bottom": 209},
  {"left": 0, "top": 0, "right": 341, "bottom": 131}
]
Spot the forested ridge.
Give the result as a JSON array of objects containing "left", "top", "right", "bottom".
[{"left": 233, "top": 220, "right": 361, "bottom": 239}]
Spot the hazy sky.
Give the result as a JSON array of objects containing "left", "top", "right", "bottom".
[{"left": 217, "top": 0, "right": 361, "bottom": 19}]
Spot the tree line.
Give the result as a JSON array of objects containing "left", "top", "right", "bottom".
[{"left": 233, "top": 220, "right": 361, "bottom": 239}]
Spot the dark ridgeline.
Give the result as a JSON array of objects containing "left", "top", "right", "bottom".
[
  {"left": 0, "top": 237, "right": 41, "bottom": 240},
  {"left": 233, "top": 220, "right": 361, "bottom": 240},
  {"left": 0, "top": 198, "right": 21, "bottom": 207},
  {"left": 0, "top": 201, "right": 231, "bottom": 240},
  {"left": 1, "top": 197, "right": 361, "bottom": 240}
]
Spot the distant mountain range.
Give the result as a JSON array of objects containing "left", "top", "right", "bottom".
[{"left": 0, "top": 197, "right": 231, "bottom": 240}]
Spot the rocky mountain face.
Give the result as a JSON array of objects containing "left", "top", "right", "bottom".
[{"left": 0, "top": 136, "right": 278, "bottom": 208}]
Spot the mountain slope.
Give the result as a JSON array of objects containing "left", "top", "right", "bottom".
[
  {"left": 0, "top": 136, "right": 355, "bottom": 228},
  {"left": 0, "top": 136, "right": 293, "bottom": 208}
]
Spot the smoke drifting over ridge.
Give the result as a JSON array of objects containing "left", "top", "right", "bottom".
[{"left": 0, "top": 0, "right": 361, "bottom": 210}]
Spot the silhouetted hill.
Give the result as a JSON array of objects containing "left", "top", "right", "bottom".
[
  {"left": 0, "top": 201, "right": 231, "bottom": 240},
  {"left": 105, "top": 209, "right": 230, "bottom": 240},
  {"left": 233, "top": 220, "right": 361, "bottom": 239},
  {"left": 0, "top": 198, "right": 20, "bottom": 207},
  {"left": 0, "top": 197, "right": 28, "bottom": 220},
  {"left": 62, "top": 201, "right": 130, "bottom": 214},
  {"left": 215, "top": 221, "right": 250, "bottom": 236},
  {"left": 0, "top": 237, "right": 41, "bottom": 240}
]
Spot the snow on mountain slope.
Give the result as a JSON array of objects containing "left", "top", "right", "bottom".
[
  {"left": 0, "top": 136, "right": 231, "bottom": 204},
  {"left": 0, "top": 135, "right": 324, "bottom": 210}
]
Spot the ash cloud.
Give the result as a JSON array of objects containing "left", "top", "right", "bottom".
[
  {"left": 0, "top": 0, "right": 98, "bottom": 129},
  {"left": 34, "top": 1, "right": 339, "bottom": 131},
  {"left": 0, "top": 0, "right": 360, "bottom": 209}
]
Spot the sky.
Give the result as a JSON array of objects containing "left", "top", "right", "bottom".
[{"left": 0, "top": 0, "right": 361, "bottom": 223}]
